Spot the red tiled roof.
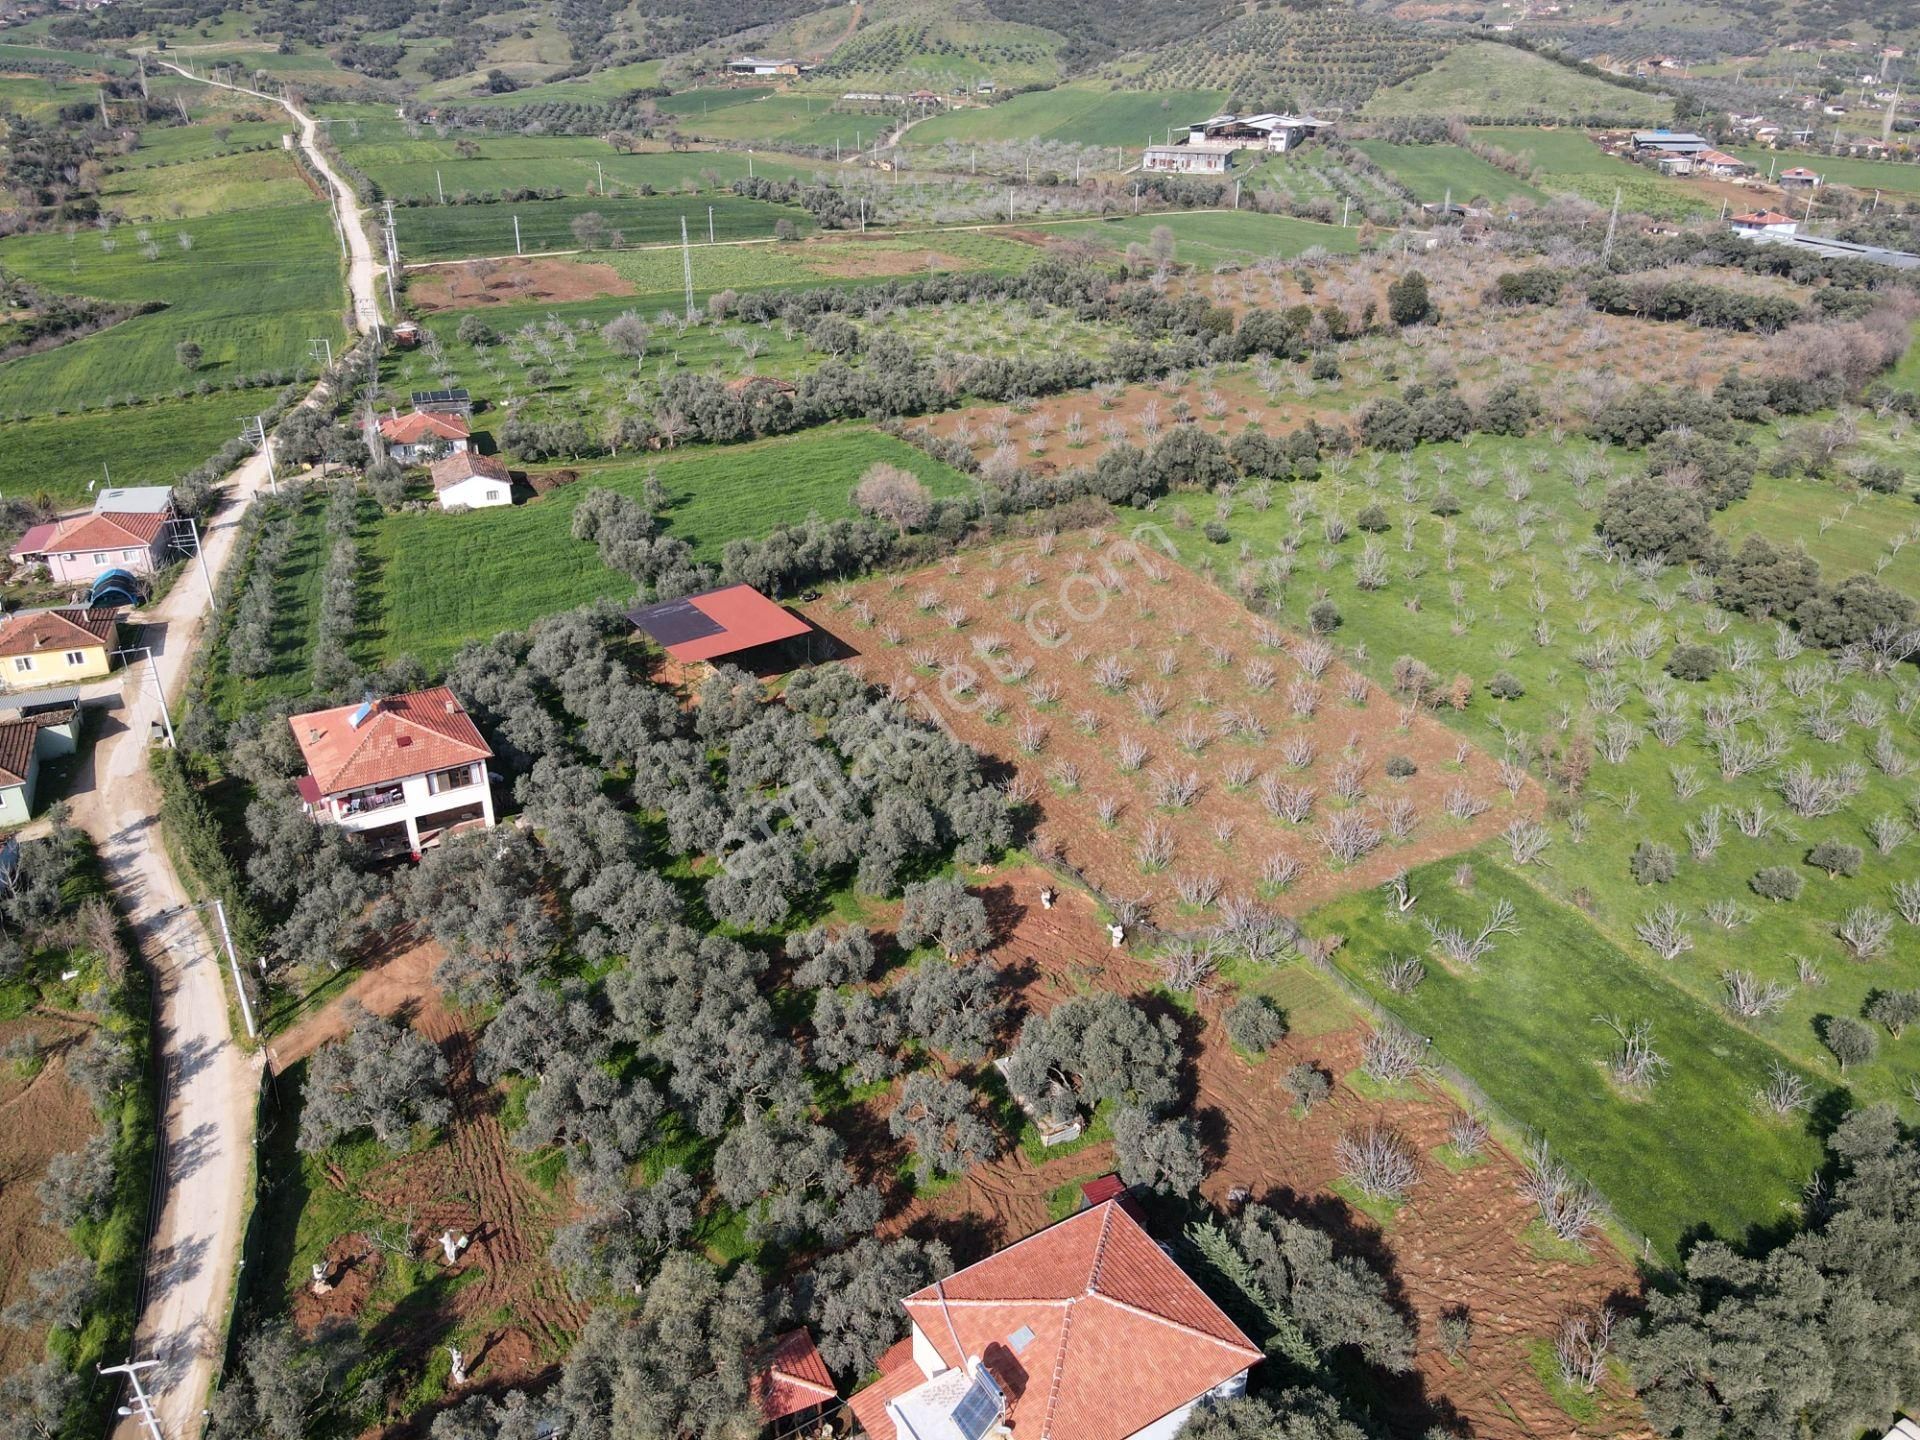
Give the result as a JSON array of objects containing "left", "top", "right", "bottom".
[
  {"left": 625, "top": 584, "right": 811, "bottom": 662},
  {"left": 430, "top": 451, "right": 510, "bottom": 492},
  {"left": 0, "top": 718, "right": 36, "bottom": 788},
  {"left": 9, "top": 523, "right": 57, "bottom": 561},
  {"left": 1734, "top": 210, "right": 1795, "bottom": 224},
  {"left": 289, "top": 687, "right": 492, "bottom": 795},
  {"left": 43, "top": 511, "right": 168, "bottom": 555},
  {"left": 751, "top": 1329, "right": 839, "bottom": 1422},
  {"left": 380, "top": 411, "right": 470, "bottom": 445},
  {"left": 861, "top": 1200, "right": 1260, "bottom": 1440},
  {"left": 0, "top": 608, "right": 117, "bottom": 659},
  {"left": 847, "top": 1340, "right": 923, "bottom": 1440}
]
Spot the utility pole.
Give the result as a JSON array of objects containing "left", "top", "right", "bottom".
[
  {"left": 748, "top": 149, "right": 755, "bottom": 178},
  {"left": 595, "top": 159, "right": 604, "bottom": 193},
  {"left": 310, "top": 336, "right": 333, "bottom": 370},
  {"left": 1802, "top": 186, "right": 1816, "bottom": 228},
  {"left": 101, "top": 1359, "right": 164, "bottom": 1440},
  {"left": 381, "top": 199, "right": 398, "bottom": 313},
  {"left": 245, "top": 416, "right": 278, "bottom": 494},
  {"left": 1341, "top": 196, "right": 1351, "bottom": 226},
  {"left": 198, "top": 897, "right": 257, "bottom": 1040},
  {"left": 436, "top": 168, "right": 445, "bottom": 203},
  {"left": 1601, "top": 186, "right": 1621, "bottom": 262},
  {"left": 708, "top": 204, "right": 715, "bottom": 243},
  {"left": 680, "top": 215, "right": 693, "bottom": 321},
  {"left": 111, "top": 646, "right": 176, "bottom": 747}
]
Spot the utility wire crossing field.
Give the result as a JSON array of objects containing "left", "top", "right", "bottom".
[{"left": 391, "top": 194, "right": 814, "bottom": 262}]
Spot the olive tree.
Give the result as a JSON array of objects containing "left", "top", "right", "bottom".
[{"left": 297, "top": 1003, "right": 451, "bottom": 1153}]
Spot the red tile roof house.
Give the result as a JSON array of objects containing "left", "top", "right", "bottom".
[
  {"left": 849, "top": 1197, "right": 1262, "bottom": 1440},
  {"left": 430, "top": 451, "right": 514, "bottom": 511},
  {"left": 378, "top": 409, "right": 471, "bottom": 465},
  {"left": 289, "top": 688, "right": 495, "bottom": 858},
  {"left": 16, "top": 511, "right": 171, "bottom": 586},
  {"left": 752, "top": 1328, "right": 840, "bottom": 1437}
]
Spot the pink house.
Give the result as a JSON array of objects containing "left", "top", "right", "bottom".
[{"left": 17, "top": 512, "right": 171, "bottom": 585}]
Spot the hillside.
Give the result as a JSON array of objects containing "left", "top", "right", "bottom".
[{"left": 1362, "top": 41, "right": 1675, "bottom": 123}]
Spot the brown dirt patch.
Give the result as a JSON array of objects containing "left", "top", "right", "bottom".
[
  {"left": 409, "top": 257, "right": 635, "bottom": 312},
  {"left": 290, "top": 1232, "right": 384, "bottom": 1335},
  {"left": 268, "top": 940, "right": 439, "bottom": 1074},
  {"left": 804, "top": 243, "right": 984, "bottom": 279},
  {"left": 807, "top": 541, "right": 1536, "bottom": 918},
  {"left": 0, "top": 1013, "right": 100, "bottom": 1381},
  {"left": 887, "top": 868, "right": 1644, "bottom": 1439}
]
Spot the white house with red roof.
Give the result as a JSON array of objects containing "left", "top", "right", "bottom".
[
  {"left": 849, "top": 1196, "right": 1261, "bottom": 1440},
  {"left": 1730, "top": 209, "right": 1799, "bottom": 237},
  {"left": 289, "top": 687, "right": 495, "bottom": 857},
  {"left": 1778, "top": 166, "right": 1822, "bottom": 188},
  {"left": 378, "top": 409, "right": 471, "bottom": 465},
  {"left": 430, "top": 451, "right": 513, "bottom": 510}
]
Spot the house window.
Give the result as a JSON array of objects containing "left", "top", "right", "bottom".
[
  {"left": 63, "top": 651, "right": 84, "bottom": 666},
  {"left": 12, "top": 658, "right": 30, "bottom": 673},
  {"left": 426, "top": 763, "right": 477, "bottom": 795},
  {"left": 92, "top": 553, "right": 106, "bottom": 564}
]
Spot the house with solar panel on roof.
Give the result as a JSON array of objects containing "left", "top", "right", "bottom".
[
  {"left": 288, "top": 687, "right": 495, "bottom": 859},
  {"left": 849, "top": 1188, "right": 1261, "bottom": 1440},
  {"left": 625, "top": 584, "right": 816, "bottom": 676}
]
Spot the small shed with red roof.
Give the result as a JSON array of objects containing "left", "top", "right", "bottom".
[
  {"left": 625, "top": 584, "right": 812, "bottom": 666},
  {"left": 750, "top": 1328, "right": 839, "bottom": 1437}
]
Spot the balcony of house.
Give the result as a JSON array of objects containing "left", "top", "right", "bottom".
[{"left": 333, "top": 783, "right": 408, "bottom": 822}]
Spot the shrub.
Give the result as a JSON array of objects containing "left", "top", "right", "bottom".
[
  {"left": 1807, "top": 841, "right": 1863, "bottom": 878},
  {"left": 1203, "top": 521, "right": 1230, "bottom": 544},
  {"left": 1750, "top": 866, "right": 1804, "bottom": 902},
  {"left": 1665, "top": 644, "right": 1718, "bottom": 682},
  {"left": 1629, "top": 840, "right": 1678, "bottom": 885},
  {"left": 1307, "top": 600, "right": 1341, "bottom": 635},
  {"left": 1864, "top": 988, "right": 1920, "bottom": 1038},
  {"left": 1355, "top": 503, "right": 1390, "bottom": 533},
  {"left": 1486, "top": 671, "right": 1524, "bottom": 701},
  {"left": 1283, "top": 1062, "right": 1330, "bottom": 1113},
  {"left": 1821, "top": 1015, "right": 1877, "bottom": 1072},
  {"left": 1385, "top": 755, "right": 1417, "bottom": 779},
  {"left": 1223, "top": 995, "right": 1286, "bottom": 1054},
  {"left": 1386, "top": 270, "right": 1432, "bottom": 327}
]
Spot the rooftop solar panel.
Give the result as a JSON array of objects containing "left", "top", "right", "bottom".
[
  {"left": 626, "top": 597, "right": 726, "bottom": 648},
  {"left": 951, "top": 1374, "right": 1002, "bottom": 1440}
]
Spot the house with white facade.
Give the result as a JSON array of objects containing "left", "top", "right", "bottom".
[
  {"left": 431, "top": 451, "right": 513, "bottom": 510},
  {"left": 848, "top": 1193, "right": 1261, "bottom": 1440},
  {"left": 1730, "top": 209, "right": 1800, "bottom": 238},
  {"left": 290, "top": 687, "right": 495, "bottom": 858},
  {"left": 17, "top": 511, "right": 172, "bottom": 585},
  {"left": 1142, "top": 141, "right": 1235, "bottom": 175}
]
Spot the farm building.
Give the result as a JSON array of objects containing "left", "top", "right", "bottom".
[
  {"left": 750, "top": 1330, "right": 839, "bottom": 1438},
  {"left": 0, "top": 702, "right": 79, "bottom": 828},
  {"left": 14, "top": 511, "right": 172, "bottom": 585},
  {"left": 727, "top": 55, "right": 800, "bottom": 76},
  {"left": 430, "top": 452, "right": 513, "bottom": 510},
  {"left": 1185, "top": 113, "right": 1328, "bottom": 152},
  {"left": 290, "top": 687, "right": 496, "bottom": 858},
  {"left": 380, "top": 409, "right": 472, "bottom": 465},
  {"left": 1779, "top": 166, "right": 1822, "bottom": 187},
  {"left": 1142, "top": 141, "right": 1235, "bottom": 175},
  {"left": 411, "top": 387, "right": 474, "bottom": 419},
  {"left": 1750, "top": 232, "right": 1920, "bottom": 270},
  {"left": 625, "top": 584, "right": 813, "bottom": 668},
  {"left": 1631, "top": 129, "right": 1709, "bottom": 154},
  {"left": 1730, "top": 209, "right": 1800, "bottom": 237},
  {"left": 847, "top": 1196, "right": 1262, "bottom": 1440},
  {"left": 1694, "top": 149, "right": 1753, "bottom": 177},
  {"left": 0, "top": 608, "right": 118, "bottom": 691},
  {"left": 91, "top": 485, "right": 173, "bottom": 516}
]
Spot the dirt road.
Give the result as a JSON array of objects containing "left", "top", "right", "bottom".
[{"left": 80, "top": 62, "right": 381, "bottom": 1440}]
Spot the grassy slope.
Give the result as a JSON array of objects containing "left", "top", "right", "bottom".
[
  {"left": 1042, "top": 211, "right": 1358, "bottom": 266},
  {"left": 1727, "top": 146, "right": 1920, "bottom": 196},
  {"left": 1363, "top": 45, "right": 1671, "bottom": 123},
  {"left": 1317, "top": 859, "right": 1827, "bottom": 1261},
  {"left": 0, "top": 391, "right": 262, "bottom": 505},
  {"left": 99, "top": 147, "right": 315, "bottom": 219},
  {"left": 364, "top": 425, "right": 971, "bottom": 668},
  {"left": 909, "top": 83, "right": 1231, "bottom": 148},
  {"left": 352, "top": 144, "right": 823, "bottom": 203},
  {"left": 1469, "top": 125, "right": 1713, "bottom": 217},
  {"left": 0, "top": 202, "right": 342, "bottom": 411},
  {"left": 1351, "top": 140, "right": 1546, "bottom": 205}
]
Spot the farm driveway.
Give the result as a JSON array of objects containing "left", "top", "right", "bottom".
[{"left": 70, "top": 64, "right": 382, "bottom": 1440}]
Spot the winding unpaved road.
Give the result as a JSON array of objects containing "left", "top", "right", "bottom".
[{"left": 71, "top": 60, "right": 382, "bottom": 1440}]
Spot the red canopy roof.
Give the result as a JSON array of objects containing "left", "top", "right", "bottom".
[
  {"left": 751, "top": 1329, "right": 839, "bottom": 1422},
  {"left": 625, "top": 584, "right": 811, "bottom": 662}
]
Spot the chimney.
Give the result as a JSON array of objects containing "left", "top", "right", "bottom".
[
  {"left": 307, "top": 728, "right": 322, "bottom": 743},
  {"left": 445, "top": 699, "right": 457, "bottom": 714}
]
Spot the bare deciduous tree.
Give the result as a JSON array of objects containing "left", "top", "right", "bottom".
[{"left": 1336, "top": 1123, "right": 1419, "bottom": 1201}]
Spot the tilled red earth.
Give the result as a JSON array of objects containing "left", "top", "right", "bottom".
[
  {"left": 806, "top": 539, "right": 1535, "bottom": 921},
  {"left": 886, "top": 870, "right": 1646, "bottom": 1439}
]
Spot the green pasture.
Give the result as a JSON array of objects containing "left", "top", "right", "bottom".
[
  {"left": 1363, "top": 44, "right": 1671, "bottom": 123},
  {"left": 1351, "top": 140, "right": 1545, "bottom": 205},
  {"left": 0, "top": 202, "right": 343, "bottom": 413},
  {"left": 909, "top": 83, "right": 1230, "bottom": 149},
  {"left": 0, "top": 71, "right": 101, "bottom": 119},
  {"left": 1469, "top": 125, "right": 1711, "bottom": 217},
  {"left": 362, "top": 424, "right": 972, "bottom": 668},
  {"left": 1320, "top": 861, "right": 1827, "bottom": 1263},
  {"left": 673, "top": 94, "right": 887, "bottom": 153},
  {"left": 125, "top": 120, "right": 289, "bottom": 165},
  {"left": 1728, "top": 146, "right": 1920, "bottom": 196},
  {"left": 1042, "top": 210, "right": 1357, "bottom": 267},
  {"left": 0, "top": 40, "right": 127, "bottom": 69},
  {"left": 393, "top": 194, "right": 811, "bottom": 262},
  {"left": 1719, "top": 473, "right": 1920, "bottom": 597},
  {"left": 0, "top": 391, "right": 261, "bottom": 506},
  {"left": 355, "top": 145, "right": 824, "bottom": 203},
  {"left": 445, "top": 57, "right": 663, "bottom": 107},
  {"left": 101, "top": 147, "right": 314, "bottom": 218},
  {"left": 589, "top": 228, "right": 1040, "bottom": 297}
]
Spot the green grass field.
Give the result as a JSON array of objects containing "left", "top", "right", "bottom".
[
  {"left": 100, "top": 147, "right": 315, "bottom": 219},
  {"left": 909, "top": 83, "right": 1229, "bottom": 149},
  {"left": 1042, "top": 211, "right": 1357, "bottom": 267},
  {"left": 1469, "top": 125, "right": 1713, "bottom": 218},
  {"left": 668, "top": 93, "right": 887, "bottom": 153},
  {"left": 1351, "top": 140, "right": 1545, "bottom": 205},
  {"left": 207, "top": 489, "right": 330, "bottom": 719},
  {"left": 393, "top": 194, "right": 810, "bottom": 262},
  {"left": 0, "top": 40, "right": 128, "bottom": 69},
  {"left": 1319, "top": 859, "right": 1827, "bottom": 1261},
  {"left": 0, "top": 391, "right": 263, "bottom": 505},
  {"left": 1719, "top": 473, "right": 1920, "bottom": 597},
  {"left": 1728, "top": 146, "right": 1920, "bottom": 196},
  {"left": 586, "top": 228, "right": 1041, "bottom": 299},
  {"left": 353, "top": 143, "right": 823, "bottom": 204},
  {"left": 364, "top": 425, "right": 971, "bottom": 667},
  {"left": 123, "top": 120, "right": 289, "bottom": 165},
  {"left": 0, "top": 202, "right": 342, "bottom": 414},
  {"left": 1364, "top": 44, "right": 1671, "bottom": 123},
  {"left": 443, "top": 57, "right": 663, "bottom": 107}
]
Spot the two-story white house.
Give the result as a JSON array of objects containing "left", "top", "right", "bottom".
[
  {"left": 290, "top": 687, "right": 495, "bottom": 858},
  {"left": 849, "top": 1190, "right": 1261, "bottom": 1440}
]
